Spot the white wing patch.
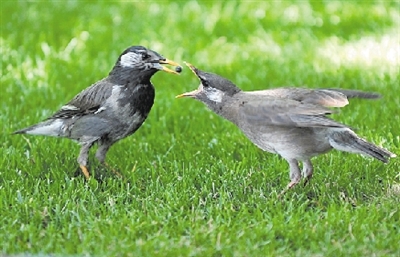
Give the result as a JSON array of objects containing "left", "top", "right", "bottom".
[
  {"left": 120, "top": 52, "right": 141, "bottom": 68},
  {"left": 61, "top": 104, "right": 79, "bottom": 111},
  {"left": 94, "top": 106, "right": 106, "bottom": 114}
]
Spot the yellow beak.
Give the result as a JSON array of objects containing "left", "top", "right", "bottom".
[
  {"left": 159, "top": 59, "right": 182, "bottom": 75},
  {"left": 176, "top": 62, "right": 201, "bottom": 98},
  {"left": 175, "top": 89, "right": 200, "bottom": 98}
]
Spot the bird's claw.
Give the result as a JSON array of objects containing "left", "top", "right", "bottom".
[{"left": 278, "top": 180, "right": 300, "bottom": 198}]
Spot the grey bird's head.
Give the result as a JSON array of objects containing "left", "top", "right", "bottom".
[
  {"left": 109, "top": 46, "right": 181, "bottom": 82},
  {"left": 176, "top": 62, "right": 241, "bottom": 107}
]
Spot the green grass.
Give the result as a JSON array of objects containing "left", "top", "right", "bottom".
[{"left": 1, "top": 1, "right": 399, "bottom": 256}]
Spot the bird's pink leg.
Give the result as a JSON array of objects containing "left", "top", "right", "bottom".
[{"left": 287, "top": 180, "right": 300, "bottom": 189}]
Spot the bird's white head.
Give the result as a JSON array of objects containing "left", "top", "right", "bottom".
[{"left": 115, "top": 46, "right": 181, "bottom": 75}]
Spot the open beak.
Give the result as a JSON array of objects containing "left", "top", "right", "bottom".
[
  {"left": 176, "top": 62, "right": 200, "bottom": 98},
  {"left": 184, "top": 61, "right": 198, "bottom": 75},
  {"left": 175, "top": 89, "right": 200, "bottom": 98},
  {"left": 159, "top": 59, "right": 182, "bottom": 75}
]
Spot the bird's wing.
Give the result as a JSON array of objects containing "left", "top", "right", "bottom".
[
  {"left": 248, "top": 87, "right": 380, "bottom": 108},
  {"left": 248, "top": 88, "right": 350, "bottom": 107},
  {"left": 239, "top": 97, "right": 348, "bottom": 128},
  {"left": 49, "top": 78, "right": 113, "bottom": 119}
]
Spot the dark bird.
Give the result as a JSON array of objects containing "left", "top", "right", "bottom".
[
  {"left": 14, "top": 46, "right": 181, "bottom": 179},
  {"left": 177, "top": 63, "right": 396, "bottom": 191}
]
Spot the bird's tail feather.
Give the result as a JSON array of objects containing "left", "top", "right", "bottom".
[
  {"left": 13, "top": 119, "right": 63, "bottom": 137},
  {"left": 328, "top": 128, "right": 396, "bottom": 163},
  {"left": 13, "top": 127, "right": 30, "bottom": 134},
  {"left": 327, "top": 89, "right": 381, "bottom": 99}
]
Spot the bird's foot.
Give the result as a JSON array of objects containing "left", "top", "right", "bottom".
[
  {"left": 278, "top": 180, "right": 300, "bottom": 198},
  {"left": 287, "top": 180, "right": 300, "bottom": 189},
  {"left": 79, "top": 165, "right": 91, "bottom": 179}
]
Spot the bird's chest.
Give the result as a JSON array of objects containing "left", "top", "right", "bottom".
[
  {"left": 106, "top": 84, "right": 155, "bottom": 138},
  {"left": 114, "top": 84, "right": 155, "bottom": 117}
]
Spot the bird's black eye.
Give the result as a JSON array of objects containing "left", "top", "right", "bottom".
[{"left": 140, "top": 52, "right": 151, "bottom": 59}]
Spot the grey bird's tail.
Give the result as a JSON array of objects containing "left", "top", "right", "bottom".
[
  {"left": 13, "top": 119, "right": 64, "bottom": 137},
  {"left": 327, "top": 88, "right": 381, "bottom": 99},
  {"left": 13, "top": 126, "right": 34, "bottom": 134},
  {"left": 328, "top": 128, "right": 396, "bottom": 163}
]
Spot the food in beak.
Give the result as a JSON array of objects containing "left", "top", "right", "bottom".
[{"left": 159, "top": 59, "right": 182, "bottom": 75}]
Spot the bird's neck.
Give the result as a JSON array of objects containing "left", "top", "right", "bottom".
[
  {"left": 204, "top": 93, "right": 240, "bottom": 125},
  {"left": 108, "top": 66, "right": 156, "bottom": 85}
]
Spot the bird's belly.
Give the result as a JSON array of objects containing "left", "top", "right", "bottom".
[
  {"left": 115, "top": 112, "right": 147, "bottom": 139},
  {"left": 243, "top": 126, "right": 332, "bottom": 160}
]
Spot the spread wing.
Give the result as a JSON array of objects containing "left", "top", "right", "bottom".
[
  {"left": 49, "top": 78, "right": 113, "bottom": 119},
  {"left": 239, "top": 96, "right": 348, "bottom": 128}
]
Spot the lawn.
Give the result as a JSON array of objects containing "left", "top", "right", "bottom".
[{"left": 1, "top": 1, "right": 399, "bottom": 256}]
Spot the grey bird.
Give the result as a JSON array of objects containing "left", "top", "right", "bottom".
[
  {"left": 14, "top": 46, "right": 181, "bottom": 179},
  {"left": 177, "top": 63, "right": 396, "bottom": 190}
]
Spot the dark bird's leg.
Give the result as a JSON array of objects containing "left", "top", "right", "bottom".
[
  {"left": 302, "top": 159, "right": 314, "bottom": 186},
  {"left": 77, "top": 142, "right": 94, "bottom": 179},
  {"left": 96, "top": 142, "right": 122, "bottom": 177}
]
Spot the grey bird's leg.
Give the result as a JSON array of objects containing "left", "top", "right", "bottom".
[
  {"left": 77, "top": 142, "right": 94, "bottom": 179},
  {"left": 287, "top": 159, "right": 301, "bottom": 188},
  {"left": 96, "top": 141, "right": 122, "bottom": 177},
  {"left": 302, "top": 159, "right": 313, "bottom": 186},
  {"left": 278, "top": 159, "right": 301, "bottom": 197}
]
